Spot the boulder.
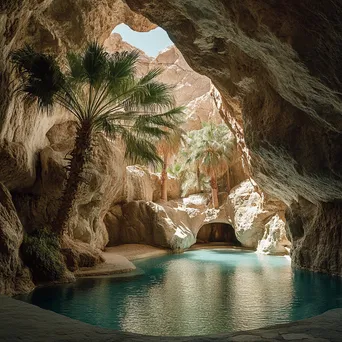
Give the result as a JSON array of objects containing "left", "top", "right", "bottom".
[
  {"left": 257, "top": 214, "right": 290, "bottom": 255},
  {"left": 227, "top": 181, "right": 290, "bottom": 250},
  {"left": 61, "top": 237, "right": 104, "bottom": 272},
  {"left": 111, "top": 200, "right": 196, "bottom": 250}
]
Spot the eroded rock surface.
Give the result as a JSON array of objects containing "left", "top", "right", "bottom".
[
  {"left": 0, "top": 0, "right": 154, "bottom": 194},
  {"left": 0, "top": 183, "right": 33, "bottom": 296},
  {"left": 105, "top": 194, "right": 231, "bottom": 250},
  {"left": 228, "top": 181, "right": 290, "bottom": 251},
  {"left": 286, "top": 198, "right": 342, "bottom": 275},
  {"left": 105, "top": 189, "right": 287, "bottom": 252},
  {"left": 14, "top": 121, "right": 126, "bottom": 250},
  {"left": 106, "top": 200, "right": 198, "bottom": 250},
  {"left": 125, "top": 0, "right": 342, "bottom": 273}
]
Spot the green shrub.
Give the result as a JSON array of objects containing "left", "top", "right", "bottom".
[{"left": 21, "top": 228, "right": 66, "bottom": 283}]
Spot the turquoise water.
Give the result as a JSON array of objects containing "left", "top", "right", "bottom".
[{"left": 17, "top": 249, "right": 342, "bottom": 336}]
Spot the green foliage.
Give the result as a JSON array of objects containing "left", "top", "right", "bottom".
[
  {"left": 185, "top": 123, "right": 236, "bottom": 177},
  {"left": 11, "top": 45, "right": 65, "bottom": 109},
  {"left": 20, "top": 228, "right": 66, "bottom": 283},
  {"left": 169, "top": 123, "right": 236, "bottom": 196},
  {"left": 11, "top": 42, "right": 185, "bottom": 167}
]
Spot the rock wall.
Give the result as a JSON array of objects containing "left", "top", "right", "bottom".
[
  {"left": 13, "top": 121, "right": 126, "bottom": 250},
  {"left": 228, "top": 181, "right": 290, "bottom": 252},
  {"left": 286, "top": 198, "right": 342, "bottom": 275},
  {"left": 125, "top": 0, "right": 342, "bottom": 274},
  {"left": 0, "top": 183, "right": 33, "bottom": 296}
]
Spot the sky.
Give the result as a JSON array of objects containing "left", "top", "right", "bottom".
[{"left": 112, "top": 24, "right": 174, "bottom": 57}]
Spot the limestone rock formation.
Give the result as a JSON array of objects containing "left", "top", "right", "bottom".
[
  {"left": 125, "top": 0, "right": 342, "bottom": 274},
  {"left": 61, "top": 237, "right": 104, "bottom": 272},
  {"left": 105, "top": 194, "right": 231, "bottom": 250},
  {"left": 257, "top": 215, "right": 290, "bottom": 255},
  {"left": 286, "top": 198, "right": 342, "bottom": 275},
  {"left": 228, "top": 181, "right": 290, "bottom": 250},
  {"left": 107, "top": 201, "right": 195, "bottom": 250},
  {"left": 105, "top": 182, "right": 289, "bottom": 252},
  {"left": 14, "top": 121, "right": 126, "bottom": 250},
  {"left": 125, "top": 166, "right": 155, "bottom": 203},
  {"left": 0, "top": 183, "right": 33, "bottom": 296},
  {"left": 106, "top": 200, "right": 197, "bottom": 250}
]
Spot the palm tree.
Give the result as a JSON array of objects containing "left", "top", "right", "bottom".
[
  {"left": 185, "top": 123, "right": 235, "bottom": 208},
  {"left": 156, "top": 127, "right": 184, "bottom": 201},
  {"left": 11, "top": 42, "right": 184, "bottom": 235}
]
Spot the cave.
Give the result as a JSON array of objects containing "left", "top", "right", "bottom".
[
  {"left": 196, "top": 223, "right": 240, "bottom": 246},
  {"left": 1, "top": 0, "right": 342, "bottom": 340}
]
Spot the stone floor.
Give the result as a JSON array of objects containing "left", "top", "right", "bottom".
[{"left": 1, "top": 295, "right": 341, "bottom": 341}]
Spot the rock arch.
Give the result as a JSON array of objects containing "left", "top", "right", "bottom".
[{"left": 196, "top": 221, "right": 240, "bottom": 246}]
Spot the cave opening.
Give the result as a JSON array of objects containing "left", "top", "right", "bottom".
[{"left": 196, "top": 223, "right": 241, "bottom": 246}]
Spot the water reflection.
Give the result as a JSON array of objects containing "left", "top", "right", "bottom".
[{"left": 16, "top": 250, "right": 342, "bottom": 336}]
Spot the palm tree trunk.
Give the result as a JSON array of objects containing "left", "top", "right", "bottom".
[
  {"left": 160, "top": 154, "right": 168, "bottom": 201},
  {"left": 210, "top": 173, "right": 219, "bottom": 209},
  {"left": 196, "top": 165, "right": 201, "bottom": 192},
  {"left": 226, "top": 167, "right": 231, "bottom": 193},
  {"left": 54, "top": 122, "right": 92, "bottom": 236}
]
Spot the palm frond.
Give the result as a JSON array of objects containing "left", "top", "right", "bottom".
[
  {"left": 82, "top": 41, "right": 108, "bottom": 86},
  {"left": 11, "top": 45, "right": 65, "bottom": 109},
  {"left": 184, "top": 123, "right": 236, "bottom": 178},
  {"left": 123, "top": 82, "right": 175, "bottom": 112},
  {"left": 67, "top": 52, "right": 86, "bottom": 84},
  {"left": 121, "top": 129, "right": 162, "bottom": 166},
  {"left": 138, "top": 68, "right": 163, "bottom": 85},
  {"left": 107, "top": 50, "right": 139, "bottom": 83}
]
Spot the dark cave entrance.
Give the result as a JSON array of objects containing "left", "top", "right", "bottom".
[{"left": 196, "top": 223, "right": 241, "bottom": 245}]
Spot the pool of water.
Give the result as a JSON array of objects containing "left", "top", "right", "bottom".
[{"left": 16, "top": 249, "right": 342, "bottom": 336}]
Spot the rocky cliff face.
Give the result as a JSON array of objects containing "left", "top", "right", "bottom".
[
  {"left": 105, "top": 33, "right": 223, "bottom": 131},
  {"left": 125, "top": 0, "right": 342, "bottom": 274}
]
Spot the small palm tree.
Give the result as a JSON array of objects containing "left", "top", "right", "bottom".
[
  {"left": 156, "top": 127, "right": 184, "bottom": 201},
  {"left": 185, "top": 123, "right": 235, "bottom": 208},
  {"left": 11, "top": 42, "right": 184, "bottom": 235}
]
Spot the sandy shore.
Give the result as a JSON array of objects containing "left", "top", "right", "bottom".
[
  {"left": 76, "top": 244, "right": 169, "bottom": 278},
  {"left": 189, "top": 243, "right": 253, "bottom": 251},
  {"left": 105, "top": 244, "right": 170, "bottom": 261}
]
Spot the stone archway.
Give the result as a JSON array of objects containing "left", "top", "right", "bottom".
[{"left": 196, "top": 222, "right": 240, "bottom": 246}]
